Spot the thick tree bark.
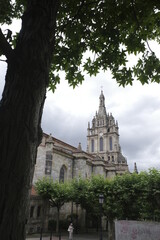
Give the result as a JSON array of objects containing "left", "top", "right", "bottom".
[{"left": 0, "top": 1, "right": 59, "bottom": 239}]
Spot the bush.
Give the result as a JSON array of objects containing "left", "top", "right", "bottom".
[
  {"left": 59, "top": 219, "right": 70, "bottom": 230},
  {"left": 48, "top": 218, "right": 71, "bottom": 231},
  {"left": 48, "top": 219, "right": 56, "bottom": 231}
]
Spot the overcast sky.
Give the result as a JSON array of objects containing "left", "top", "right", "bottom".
[
  {"left": 1, "top": 58, "right": 160, "bottom": 173},
  {"left": 40, "top": 70, "right": 160, "bottom": 173},
  {"left": 0, "top": 22, "right": 160, "bottom": 173}
]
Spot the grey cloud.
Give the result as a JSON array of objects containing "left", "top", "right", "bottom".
[
  {"left": 42, "top": 103, "right": 88, "bottom": 150},
  {"left": 109, "top": 94, "right": 160, "bottom": 172},
  {"left": 119, "top": 95, "right": 160, "bottom": 123}
]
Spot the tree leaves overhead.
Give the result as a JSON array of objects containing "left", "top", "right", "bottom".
[
  {"left": 0, "top": 0, "right": 25, "bottom": 24},
  {"left": 1, "top": 0, "right": 160, "bottom": 89},
  {"left": 0, "top": 0, "right": 13, "bottom": 24}
]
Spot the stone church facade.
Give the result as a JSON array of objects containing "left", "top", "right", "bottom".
[{"left": 27, "top": 91, "right": 129, "bottom": 233}]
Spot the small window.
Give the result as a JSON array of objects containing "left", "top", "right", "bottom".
[
  {"left": 46, "top": 161, "right": 52, "bottom": 166},
  {"left": 91, "top": 139, "right": 94, "bottom": 152},
  {"left": 108, "top": 156, "right": 110, "bottom": 161},
  {"left": 37, "top": 205, "right": 41, "bottom": 218},
  {"left": 46, "top": 151, "right": 52, "bottom": 161},
  {"left": 100, "top": 137, "right": 103, "bottom": 151},
  {"left": 112, "top": 156, "right": 114, "bottom": 162},
  {"left": 30, "top": 206, "right": 35, "bottom": 218},
  {"left": 45, "top": 167, "right": 51, "bottom": 175},
  {"left": 109, "top": 137, "right": 112, "bottom": 151}
]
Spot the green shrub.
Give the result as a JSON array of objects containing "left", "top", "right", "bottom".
[{"left": 48, "top": 219, "right": 56, "bottom": 231}]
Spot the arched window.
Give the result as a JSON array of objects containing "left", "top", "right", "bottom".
[
  {"left": 100, "top": 137, "right": 103, "bottom": 151},
  {"left": 109, "top": 137, "right": 112, "bottom": 151},
  {"left": 91, "top": 139, "right": 94, "bottom": 152},
  {"left": 59, "top": 165, "right": 67, "bottom": 183},
  {"left": 59, "top": 166, "right": 65, "bottom": 182}
]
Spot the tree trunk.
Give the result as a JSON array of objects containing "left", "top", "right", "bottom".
[
  {"left": 56, "top": 207, "right": 60, "bottom": 234},
  {"left": 108, "top": 219, "right": 115, "bottom": 240},
  {"left": 0, "top": 1, "right": 59, "bottom": 239}
]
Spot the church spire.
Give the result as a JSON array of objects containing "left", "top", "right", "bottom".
[
  {"left": 99, "top": 90, "right": 105, "bottom": 107},
  {"left": 98, "top": 90, "right": 106, "bottom": 117},
  {"left": 134, "top": 162, "right": 138, "bottom": 174}
]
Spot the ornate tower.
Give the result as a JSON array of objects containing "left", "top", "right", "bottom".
[{"left": 87, "top": 91, "right": 127, "bottom": 165}]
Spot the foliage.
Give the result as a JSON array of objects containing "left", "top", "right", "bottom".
[
  {"left": 48, "top": 218, "right": 69, "bottom": 231},
  {"left": 71, "top": 177, "right": 94, "bottom": 216},
  {"left": 107, "top": 173, "right": 146, "bottom": 220},
  {"left": 1, "top": 0, "right": 160, "bottom": 90},
  {"left": 104, "top": 169, "right": 160, "bottom": 221},
  {"left": 36, "top": 170, "right": 160, "bottom": 222},
  {"left": 48, "top": 219, "right": 57, "bottom": 231},
  {"left": 35, "top": 177, "right": 72, "bottom": 209},
  {"left": 71, "top": 175, "right": 108, "bottom": 219},
  {"left": 140, "top": 169, "right": 160, "bottom": 220},
  {"left": 86, "top": 175, "right": 109, "bottom": 217}
]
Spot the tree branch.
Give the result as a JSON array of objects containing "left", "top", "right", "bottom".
[
  {"left": 0, "top": 28, "right": 13, "bottom": 60},
  {"left": 131, "top": 0, "right": 140, "bottom": 29},
  {"left": 146, "top": 40, "right": 154, "bottom": 54}
]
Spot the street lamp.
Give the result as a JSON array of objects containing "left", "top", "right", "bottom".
[{"left": 99, "top": 194, "right": 104, "bottom": 240}]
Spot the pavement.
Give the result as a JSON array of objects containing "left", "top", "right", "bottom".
[{"left": 26, "top": 232, "right": 108, "bottom": 240}]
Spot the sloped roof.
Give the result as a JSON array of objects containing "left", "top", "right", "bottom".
[{"left": 31, "top": 185, "right": 38, "bottom": 196}]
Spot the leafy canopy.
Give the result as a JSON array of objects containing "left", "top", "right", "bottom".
[
  {"left": 35, "top": 170, "right": 160, "bottom": 222},
  {"left": 35, "top": 177, "right": 72, "bottom": 209},
  {"left": 1, "top": 0, "right": 160, "bottom": 90}
]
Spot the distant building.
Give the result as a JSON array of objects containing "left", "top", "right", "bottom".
[{"left": 27, "top": 91, "right": 129, "bottom": 233}]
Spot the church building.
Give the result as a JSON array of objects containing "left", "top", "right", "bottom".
[{"left": 27, "top": 91, "right": 129, "bottom": 233}]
